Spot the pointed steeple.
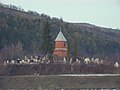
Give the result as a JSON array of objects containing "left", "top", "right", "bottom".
[{"left": 55, "top": 28, "right": 67, "bottom": 41}]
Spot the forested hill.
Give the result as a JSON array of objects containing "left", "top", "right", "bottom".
[{"left": 0, "top": 4, "right": 120, "bottom": 61}]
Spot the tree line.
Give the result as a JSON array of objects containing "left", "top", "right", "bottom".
[{"left": 0, "top": 12, "right": 54, "bottom": 60}]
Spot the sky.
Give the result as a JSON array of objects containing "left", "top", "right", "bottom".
[{"left": 1, "top": 0, "right": 120, "bottom": 29}]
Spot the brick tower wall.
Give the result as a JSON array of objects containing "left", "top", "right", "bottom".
[
  {"left": 54, "top": 41, "right": 67, "bottom": 57},
  {"left": 55, "top": 41, "right": 67, "bottom": 48}
]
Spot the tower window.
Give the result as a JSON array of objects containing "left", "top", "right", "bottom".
[{"left": 64, "top": 43, "right": 66, "bottom": 47}]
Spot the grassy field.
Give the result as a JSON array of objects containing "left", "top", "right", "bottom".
[{"left": 0, "top": 75, "right": 120, "bottom": 89}]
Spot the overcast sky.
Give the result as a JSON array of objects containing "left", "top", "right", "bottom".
[{"left": 1, "top": 0, "right": 120, "bottom": 29}]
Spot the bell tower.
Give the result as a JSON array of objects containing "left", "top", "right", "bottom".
[{"left": 54, "top": 29, "right": 67, "bottom": 57}]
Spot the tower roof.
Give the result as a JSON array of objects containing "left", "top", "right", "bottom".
[{"left": 55, "top": 30, "right": 67, "bottom": 41}]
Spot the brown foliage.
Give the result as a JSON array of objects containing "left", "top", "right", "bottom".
[{"left": 0, "top": 64, "right": 119, "bottom": 76}]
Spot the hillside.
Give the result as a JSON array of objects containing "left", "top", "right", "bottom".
[{"left": 0, "top": 4, "right": 120, "bottom": 61}]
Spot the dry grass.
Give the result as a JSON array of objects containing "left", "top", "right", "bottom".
[{"left": 0, "top": 75, "right": 120, "bottom": 89}]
